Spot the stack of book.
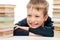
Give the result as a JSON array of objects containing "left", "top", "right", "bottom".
[
  {"left": 0, "top": 4, "right": 15, "bottom": 37},
  {"left": 53, "top": 0, "right": 60, "bottom": 30},
  {"left": 0, "top": 4, "right": 15, "bottom": 28}
]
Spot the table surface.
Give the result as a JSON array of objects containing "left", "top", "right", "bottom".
[
  {"left": 0, "top": 31, "right": 60, "bottom": 40},
  {"left": 0, "top": 36, "right": 54, "bottom": 40}
]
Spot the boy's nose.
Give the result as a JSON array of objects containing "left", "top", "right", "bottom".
[{"left": 30, "top": 17, "right": 36, "bottom": 23}]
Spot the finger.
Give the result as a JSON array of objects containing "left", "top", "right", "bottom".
[
  {"left": 20, "top": 27, "right": 29, "bottom": 31},
  {"left": 14, "top": 25, "right": 20, "bottom": 29}
]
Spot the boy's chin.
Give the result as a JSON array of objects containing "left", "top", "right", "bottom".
[{"left": 29, "top": 26, "right": 40, "bottom": 29}]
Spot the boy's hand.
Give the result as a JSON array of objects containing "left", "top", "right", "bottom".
[
  {"left": 14, "top": 25, "right": 29, "bottom": 31},
  {"left": 29, "top": 32, "right": 40, "bottom": 36}
]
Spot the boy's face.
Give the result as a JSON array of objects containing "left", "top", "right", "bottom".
[{"left": 27, "top": 7, "right": 47, "bottom": 28}]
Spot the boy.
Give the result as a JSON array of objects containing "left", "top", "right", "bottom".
[{"left": 14, "top": 0, "right": 54, "bottom": 37}]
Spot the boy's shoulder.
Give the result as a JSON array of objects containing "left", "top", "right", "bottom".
[
  {"left": 15, "top": 18, "right": 28, "bottom": 26},
  {"left": 45, "top": 16, "right": 53, "bottom": 24}
]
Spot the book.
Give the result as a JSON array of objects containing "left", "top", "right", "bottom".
[
  {"left": 53, "top": 12, "right": 60, "bottom": 18},
  {"left": 0, "top": 22, "right": 14, "bottom": 28},
  {"left": 54, "top": 0, "right": 60, "bottom": 5},
  {"left": 0, "top": 4, "right": 15, "bottom": 8},
  {"left": 54, "top": 26, "right": 60, "bottom": 31},
  {"left": 53, "top": 9, "right": 60, "bottom": 13},
  {"left": 0, "top": 17, "right": 14, "bottom": 21},
  {"left": 0, "top": 28, "right": 13, "bottom": 37},
  {"left": 53, "top": 18, "right": 60, "bottom": 22},
  {"left": 0, "top": 13, "right": 14, "bottom": 17},
  {"left": 0, "top": 8, "right": 14, "bottom": 13}
]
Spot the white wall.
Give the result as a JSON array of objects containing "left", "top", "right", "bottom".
[{"left": 0, "top": 0, "right": 53, "bottom": 24}]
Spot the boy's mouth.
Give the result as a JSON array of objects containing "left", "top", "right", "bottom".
[{"left": 29, "top": 23, "right": 39, "bottom": 27}]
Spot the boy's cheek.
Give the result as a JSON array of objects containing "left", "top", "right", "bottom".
[{"left": 27, "top": 18, "right": 44, "bottom": 28}]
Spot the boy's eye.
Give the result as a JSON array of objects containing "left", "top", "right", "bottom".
[
  {"left": 27, "top": 15, "right": 31, "bottom": 17},
  {"left": 35, "top": 16, "right": 40, "bottom": 17},
  {"left": 35, "top": 8, "right": 39, "bottom": 11},
  {"left": 36, "top": 8, "right": 39, "bottom": 11}
]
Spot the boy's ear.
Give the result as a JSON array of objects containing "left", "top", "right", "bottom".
[{"left": 44, "top": 13, "right": 48, "bottom": 21}]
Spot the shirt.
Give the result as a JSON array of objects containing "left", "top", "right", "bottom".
[{"left": 13, "top": 16, "right": 54, "bottom": 37}]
